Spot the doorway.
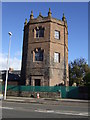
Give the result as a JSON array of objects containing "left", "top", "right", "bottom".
[{"left": 35, "top": 79, "right": 41, "bottom": 86}]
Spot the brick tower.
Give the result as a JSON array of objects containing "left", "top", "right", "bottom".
[{"left": 21, "top": 9, "right": 69, "bottom": 86}]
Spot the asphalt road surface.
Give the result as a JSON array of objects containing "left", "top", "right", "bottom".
[{"left": 1, "top": 100, "right": 88, "bottom": 118}]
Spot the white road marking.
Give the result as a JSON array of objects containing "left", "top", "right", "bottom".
[
  {"left": 34, "top": 109, "right": 54, "bottom": 113},
  {"left": 0, "top": 106, "right": 13, "bottom": 110},
  {"left": 6, "top": 99, "right": 25, "bottom": 102},
  {"left": 35, "top": 109, "right": 88, "bottom": 117}
]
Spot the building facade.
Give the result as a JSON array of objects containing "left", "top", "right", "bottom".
[{"left": 21, "top": 9, "right": 69, "bottom": 86}]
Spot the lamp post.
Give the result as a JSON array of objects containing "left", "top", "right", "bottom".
[{"left": 4, "top": 32, "right": 12, "bottom": 100}]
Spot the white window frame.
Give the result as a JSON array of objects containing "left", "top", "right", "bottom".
[
  {"left": 54, "top": 30, "right": 60, "bottom": 39},
  {"left": 54, "top": 52, "right": 60, "bottom": 63}
]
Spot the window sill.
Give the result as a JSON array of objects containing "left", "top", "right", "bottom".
[
  {"left": 34, "top": 37, "right": 44, "bottom": 39},
  {"left": 54, "top": 38, "right": 60, "bottom": 40},
  {"left": 33, "top": 61, "right": 43, "bottom": 62},
  {"left": 54, "top": 62, "right": 60, "bottom": 63}
]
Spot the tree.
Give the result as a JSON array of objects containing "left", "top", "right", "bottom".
[
  {"left": 69, "top": 58, "right": 89, "bottom": 86},
  {"left": 83, "top": 72, "right": 90, "bottom": 86}
]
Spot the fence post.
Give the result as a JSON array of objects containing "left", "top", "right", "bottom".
[{"left": 0, "top": 79, "right": 3, "bottom": 99}]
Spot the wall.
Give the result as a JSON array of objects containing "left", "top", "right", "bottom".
[{"left": 4, "top": 91, "right": 60, "bottom": 99}]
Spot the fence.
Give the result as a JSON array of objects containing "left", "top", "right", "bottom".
[{"left": 1, "top": 85, "right": 83, "bottom": 99}]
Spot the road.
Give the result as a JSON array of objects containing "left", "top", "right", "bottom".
[{"left": 1, "top": 100, "right": 88, "bottom": 118}]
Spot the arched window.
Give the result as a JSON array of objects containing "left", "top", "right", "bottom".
[
  {"left": 33, "top": 48, "right": 44, "bottom": 61},
  {"left": 34, "top": 26, "right": 44, "bottom": 38}
]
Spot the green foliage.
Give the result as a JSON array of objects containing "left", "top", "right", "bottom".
[
  {"left": 83, "top": 72, "right": 90, "bottom": 86},
  {"left": 69, "top": 58, "right": 89, "bottom": 86}
]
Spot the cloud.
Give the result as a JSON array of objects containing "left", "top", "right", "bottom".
[{"left": 0, "top": 53, "right": 21, "bottom": 70}]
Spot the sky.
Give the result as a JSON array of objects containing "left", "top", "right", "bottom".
[{"left": 1, "top": 2, "right": 88, "bottom": 70}]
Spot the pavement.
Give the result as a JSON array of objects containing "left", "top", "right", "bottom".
[{"left": 2, "top": 96, "right": 89, "bottom": 105}]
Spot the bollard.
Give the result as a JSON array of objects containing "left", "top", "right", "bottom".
[{"left": 37, "top": 93, "right": 39, "bottom": 99}]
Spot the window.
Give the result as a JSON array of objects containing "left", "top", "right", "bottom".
[
  {"left": 35, "top": 48, "right": 43, "bottom": 61},
  {"left": 54, "top": 52, "right": 60, "bottom": 63},
  {"left": 36, "top": 27, "right": 44, "bottom": 38},
  {"left": 54, "top": 30, "right": 60, "bottom": 39}
]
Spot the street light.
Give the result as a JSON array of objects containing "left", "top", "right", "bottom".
[{"left": 4, "top": 32, "right": 12, "bottom": 100}]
